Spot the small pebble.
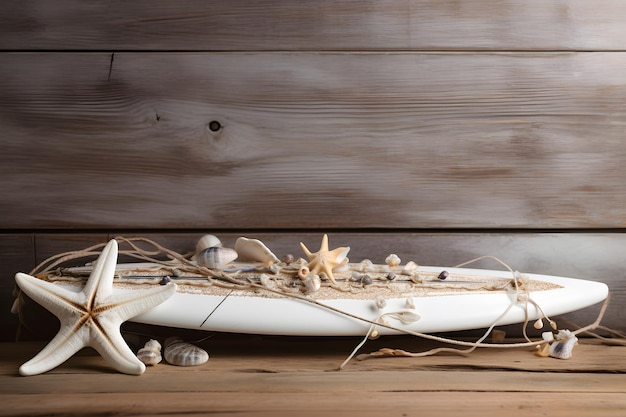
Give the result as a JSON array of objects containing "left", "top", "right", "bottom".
[
  {"left": 438, "top": 270, "right": 449, "bottom": 280},
  {"left": 361, "top": 275, "right": 373, "bottom": 286},
  {"left": 386, "top": 272, "right": 396, "bottom": 281},
  {"left": 283, "top": 254, "right": 294, "bottom": 264},
  {"left": 160, "top": 276, "right": 171, "bottom": 285}
]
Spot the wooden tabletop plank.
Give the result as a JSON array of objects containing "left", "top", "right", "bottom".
[
  {"left": 1, "top": 340, "right": 625, "bottom": 416},
  {"left": 3, "top": 392, "right": 626, "bottom": 417}
]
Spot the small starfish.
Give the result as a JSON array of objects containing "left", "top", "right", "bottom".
[
  {"left": 15, "top": 239, "right": 177, "bottom": 376},
  {"left": 299, "top": 234, "right": 350, "bottom": 284}
]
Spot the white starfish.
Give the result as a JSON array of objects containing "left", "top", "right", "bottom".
[{"left": 15, "top": 239, "right": 177, "bottom": 376}]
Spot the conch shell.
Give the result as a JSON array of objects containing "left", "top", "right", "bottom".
[{"left": 136, "top": 339, "right": 162, "bottom": 366}]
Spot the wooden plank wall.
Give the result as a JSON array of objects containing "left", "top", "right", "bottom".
[{"left": 1, "top": 1, "right": 625, "bottom": 341}]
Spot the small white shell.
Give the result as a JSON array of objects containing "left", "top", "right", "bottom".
[
  {"left": 196, "top": 234, "right": 222, "bottom": 252},
  {"left": 164, "top": 337, "right": 209, "bottom": 366},
  {"left": 194, "top": 246, "right": 238, "bottom": 269},
  {"left": 137, "top": 339, "right": 162, "bottom": 366},
  {"left": 549, "top": 330, "right": 578, "bottom": 359},
  {"left": 402, "top": 261, "right": 419, "bottom": 274},
  {"left": 303, "top": 274, "right": 321, "bottom": 293},
  {"left": 385, "top": 254, "right": 401, "bottom": 268},
  {"left": 235, "top": 237, "right": 280, "bottom": 266}
]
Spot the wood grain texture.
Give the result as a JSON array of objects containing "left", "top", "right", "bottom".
[
  {"left": 1, "top": 0, "right": 626, "bottom": 51},
  {"left": 0, "top": 235, "right": 33, "bottom": 342},
  {"left": 1, "top": 341, "right": 625, "bottom": 416},
  {"left": 4, "top": 232, "right": 625, "bottom": 342},
  {"left": 1, "top": 52, "right": 626, "bottom": 229}
]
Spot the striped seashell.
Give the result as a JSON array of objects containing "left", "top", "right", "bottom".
[
  {"left": 196, "top": 234, "right": 222, "bottom": 252},
  {"left": 136, "top": 339, "right": 162, "bottom": 366},
  {"left": 164, "top": 337, "right": 209, "bottom": 366},
  {"left": 549, "top": 330, "right": 578, "bottom": 360},
  {"left": 194, "top": 246, "right": 238, "bottom": 269}
]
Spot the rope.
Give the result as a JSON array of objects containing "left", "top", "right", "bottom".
[{"left": 13, "top": 236, "right": 619, "bottom": 365}]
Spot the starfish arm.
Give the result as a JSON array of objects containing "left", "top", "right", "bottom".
[
  {"left": 330, "top": 246, "right": 350, "bottom": 264},
  {"left": 320, "top": 234, "right": 329, "bottom": 252},
  {"left": 102, "top": 282, "right": 178, "bottom": 322},
  {"left": 19, "top": 325, "right": 89, "bottom": 376},
  {"left": 89, "top": 317, "right": 146, "bottom": 375},
  {"left": 85, "top": 239, "right": 118, "bottom": 303},
  {"left": 15, "top": 272, "right": 83, "bottom": 318},
  {"left": 299, "top": 242, "right": 313, "bottom": 259}
]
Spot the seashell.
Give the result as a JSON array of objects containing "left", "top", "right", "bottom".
[
  {"left": 137, "top": 339, "right": 162, "bottom": 366},
  {"left": 196, "top": 234, "right": 222, "bottom": 252},
  {"left": 549, "top": 330, "right": 578, "bottom": 360},
  {"left": 303, "top": 274, "right": 321, "bottom": 293},
  {"left": 357, "top": 259, "right": 375, "bottom": 272},
  {"left": 360, "top": 275, "right": 373, "bottom": 286},
  {"left": 259, "top": 273, "right": 272, "bottom": 287},
  {"left": 405, "top": 296, "right": 415, "bottom": 309},
  {"left": 195, "top": 246, "right": 238, "bottom": 269},
  {"left": 164, "top": 337, "right": 209, "bottom": 366},
  {"left": 375, "top": 296, "right": 387, "bottom": 310},
  {"left": 235, "top": 237, "right": 280, "bottom": 266},
  {"left": 385, "top": 254, "right": 401, "bottom": 268},
  {"left": 402, "top": 261, "right": 419, "bottom": 274},
  {"left": 298, "top": 265, "right": 310, "bottom": 280}
]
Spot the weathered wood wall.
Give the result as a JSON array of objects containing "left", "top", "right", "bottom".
[{"left": 1, "top": 1, "right": 625, "bottom": 341}]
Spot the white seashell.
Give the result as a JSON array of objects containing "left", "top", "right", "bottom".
[
  {"left": 385, "top": 254, "right": 401, "bottom": 268},
  {"left": 259, "top": 273, "right": 272, "bottom": 287},
  {"left": 405, "top": 297, "right": 415, "bottom": 309},
  {"left": 195, "top": 234, "right": 222, "bottom": 252},
  {"left": 137, "top": 339, "right": 162, "bottom": 366},
  {"left": 303, "top": 274, "right": 321, "bottom": 293},
  {"left": 357, "top": 259, "right": 374, "bottom": 272},
  {"left": 402, "top": 261, "right": 419, "bottom": 274},
  {"left": 375, "top": 296, "right": 387, "bottom": 310},
  {"left": 235, "top": 237, "right": 280, "bottom": 266},
  {"left": 164, "top": 337, "right": 209, "bottom": 366},
  {"left": 549, "top": 330, "right": 578, "bottom": 360},
  {"left": 194, "top": 246, "right": 238, "bottom": 269}
]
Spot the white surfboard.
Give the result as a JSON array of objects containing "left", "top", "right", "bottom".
[{"left": 56, "top": 262, "right": 608, "bottom": 336}]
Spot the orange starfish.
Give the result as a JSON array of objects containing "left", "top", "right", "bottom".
[{"left": 299, "top": 234, "right": 350, "bottom": 284}]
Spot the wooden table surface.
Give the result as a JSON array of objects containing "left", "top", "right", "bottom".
[{"left": 1, "top": 334, "right": 625, "bottom": 417}]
